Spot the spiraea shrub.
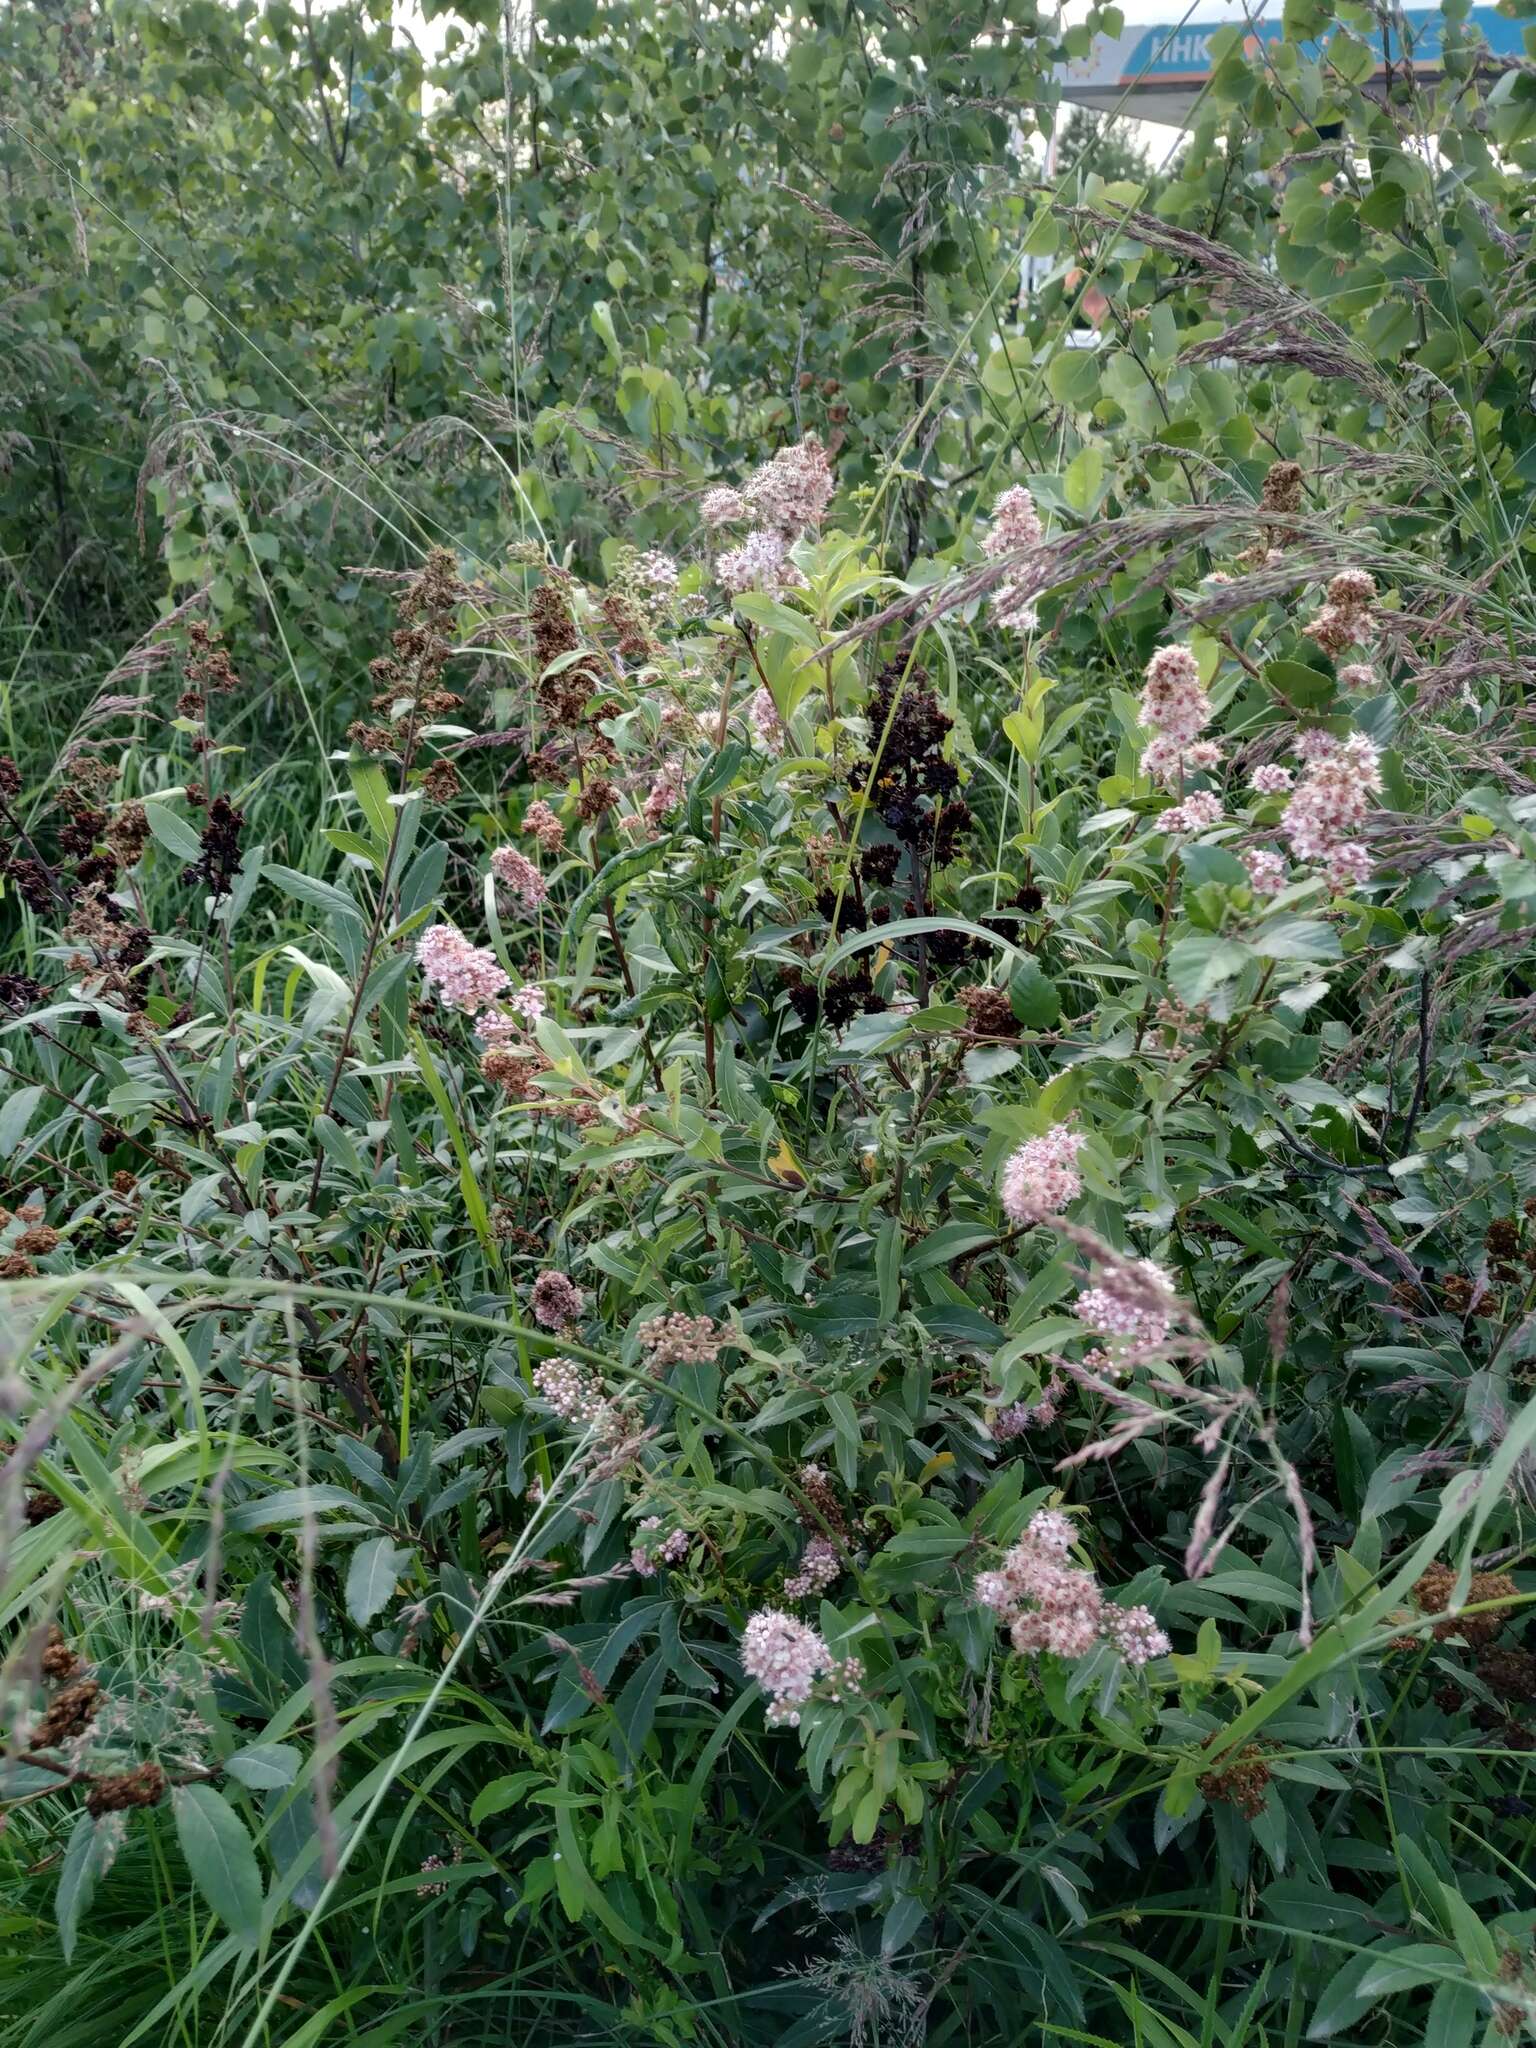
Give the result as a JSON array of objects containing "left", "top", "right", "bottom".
[
  {"left": 4, "top": 422, "right": 1536, "bottom": 2043},
  {"left": 6, "top": 3, "right": 1536, "bottom": 2044}
]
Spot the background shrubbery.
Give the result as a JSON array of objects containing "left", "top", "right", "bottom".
[{"left": 6, "top": 1, "right": 1536, "bottom": 2043}]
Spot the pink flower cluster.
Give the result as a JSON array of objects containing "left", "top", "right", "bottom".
[
  {"left": 416, "top": 923, "right": 510, "bottom": 1015},
  {"left": 642, "top": 759, "right": 686, "bottom": 830},
  {"left": 1323, "top": 840, "right": 1373, "bottom": 892},
  {"left": 784, "top": 1535, "right": 841, "bottom": 1600},
  {"left": 476, "top": 993, "right": 547, "bottom": 1044},
  {"left": 490, "top": 845, "right": 548, "bottom": 912},
  {"left": 1248, "top": 763, "right": 1292, "bottom": 796},
  {"left": 1161, "top": 790, "right": 1223, "bottom": 835},
  {"left": 981, "top": 485, "right": 1045, "bottom": 631},
  {"left": 1000, "top": 1122, "right": 1084, "bottom": 1227},
  {"left": 1141, "top": 645, "right": 1212, "bottom": 741},
  {"left": 979, "top": 1516, "right": 1102, "bottom": 1657},
  {"left": 417, "top": 1850, "right": 462, "bottom": 1897},
  {"left": 700, "top": 485, "right": 747, "bottom": 528},
  {"left": 1280, "top": 731, "right": 1381, "bottom": 893},
  {"left": 992, "top": 1372, "right": 1065, "bottom": 1440},
  {"left": 532, "top": 1356, "right": 607, "bottom": 1426},
  {"left": 742, "top": 434, "right": 835, "bottom": 538},
  {"left": 521, "top": 799, "right": 565, "bottom": 851},
  {"left": 1337, "top": 662, "right": 1376, "bottom": 693},
  {"left": 717, "top": 527, "right": 805, "bottom": 596},
  {"left": 1139, "top": 645, "right": 1223, "bottom": 790},
  {"left": 1293, "top": 729, "right": 1340, "bottom": 763},
  {"left": 1243, "top": 848, "right": 1287, "bottom": 897},
  {"left": 1073, "top": 1255, "right": 1177, "bottom": 1349},
  {"left": 1104, "top": 1605, "right": 1172, "bottom": 1665},
  {"left": 631, "top": 1517, "right": 690, "bottom": 1576},
  {"left": 708, "top": 437, "right": 832, "bottom": 601},
  {"left": 635, "top": 551, "right": 679, "bottom": 600},
  {"left": 531, "top": 1269, "right": 584, "bottom": 1330},
  {"left": 740, "top": 1608, "right": 832, "bottom": 1727},
  {"left": 748, "top": 685, "right": 784, "bottom": 748},
  {"left": 974, "top": 1509, "right": 1169, "bottom": 1668}
]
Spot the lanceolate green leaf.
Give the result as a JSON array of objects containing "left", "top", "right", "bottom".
[
  {"left": 172, "top": 1784, "right": 264, "bottom": 1947},
  {"left": 558, "top": 840, "right": 674, "bottom": 973},
  {"left": 56, "top": 1812, "right": 109, "bottom": 1961},
  {"left": 344, "top": 1536, "right": 409, "bottom": 1627}
]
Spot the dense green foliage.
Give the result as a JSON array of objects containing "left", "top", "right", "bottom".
[{"left": 7, "top": 1, "right": 1536, "bottom": 2044}]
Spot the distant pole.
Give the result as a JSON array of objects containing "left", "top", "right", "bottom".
[{"left": 1022, "top": 104, "right": 1059, "bottom": 309}]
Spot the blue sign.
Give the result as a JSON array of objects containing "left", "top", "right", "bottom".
[{"left": 1060, "top": 4, "right": 1528, "bottom": 96}]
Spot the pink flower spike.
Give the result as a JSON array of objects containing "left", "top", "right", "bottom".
[{"left": 490, "top": 845, "right": 548, "bottom": 913}]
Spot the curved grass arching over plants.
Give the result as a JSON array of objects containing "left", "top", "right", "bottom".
[{"left": 7, "top": 0, "right": 1536, "bottom": 2041}]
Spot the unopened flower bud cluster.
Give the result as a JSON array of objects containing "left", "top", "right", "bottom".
[{"left": 636, "top": 1311, "right": 730, "bottom": 1369}]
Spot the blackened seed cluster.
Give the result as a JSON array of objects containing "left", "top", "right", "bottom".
[
  {"left": 181, "top": 793, "right": 245, "bottom": 900},
  {"left": 848, "top": 663, "right": 972, "bottom": 867}
]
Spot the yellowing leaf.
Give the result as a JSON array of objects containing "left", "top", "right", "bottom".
[{"left": 767, "top": 1136, "right": 806, "bottom": 1187}]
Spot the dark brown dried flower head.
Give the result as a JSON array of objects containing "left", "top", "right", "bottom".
[
  {"left": 86, "top": 1760, "right": 168, "bottom": 1814},
  {"left": 6, "top": 859, "right": 54, "bottom": 912},
  {"left": 1414, "top": 1561, "right": 1518, "bottom": 1648},
  {"left": 180, "top": 795, "right": 244, "bottom": 900},
  {"left": 600, "top": 590, "right": 653, "bottom": 664},
  {"left": 0, "top": 973, "right": 46, "bottom": 1014},
  {"left": 847, "top": 664, "right": 966, "bottom": 857},
  {"left": 74, "top": 854, "right": 118, "bottom": 892},
  {"left": 859, "top": 842, "right": 902, "bottom": 888},
  {"left": 58, "top": 798, "right": 107, "bottom": 859},
  {"left": 348, "top": 722, "right": 396, "bottom": 756},
  {"left": 185, "top": 620, "right": 241, "bottom": 694},
  {"left": 576, "top": 776, "right": 616, "bottom": 822},
  {"left": 960, "top": 984, "right": 1016, "bottom": 1037},
  {"left": 1198, "top": 1737, "right": 1273, "bottom": 1819},
  {"left": 40, "top": 1623, "right": 76, "bottom": 1677},
  {"left": 530, "top": 581, "right": 599, "bottom": 726},
  {"left": 1479, "top": 1646, "right": 1536, "bottom": 1705},
  {"left": 481, "top": 1048, "right": 549, "bottom": 1097},
  {"left": 798, "top": 1462, "right": 850, "bottom": 1541},
  {"left": 29, "top": 1677, "right": 101, "bottom": 1749},
  {"left": 419, "top": 689, "right": 464, "bottom": 718},
  {"left": 1259, "top": 460, "right": 1304, "bottom": 516},
  {"left": 105, "top": 801, "right": 150, "bottom": 868}
]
